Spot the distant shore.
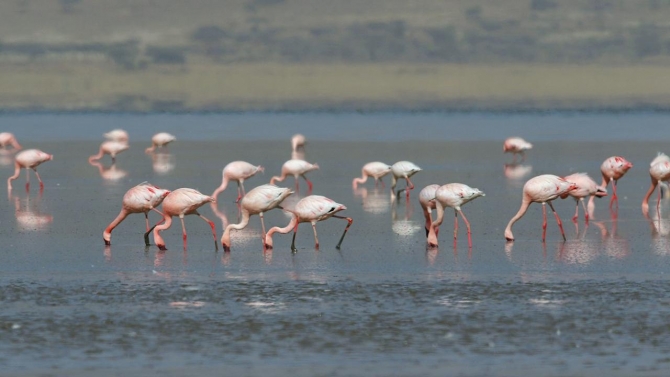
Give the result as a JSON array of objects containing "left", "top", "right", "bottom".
[{"left": 3, "top": 62, "right": 670, "bottom": 112}]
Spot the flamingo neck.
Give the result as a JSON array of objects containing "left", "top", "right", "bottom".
[
  {"left": 88, "top": 147, "right": 104, "bottom": 162},
  {"left": 103, "top": 209, "right": 130, "bottom": 241},
  {"left": 153, "top": 214, "right": 173, "bottom": 246},
  {"left": 504, "top": 197, "right": 531, "bottom": 240},
  {"left": 212, "top": 176, "right": 229, "bottom": 198},
  {"left": 352, "top": 171, "right": 368, "bottom": 188},
  {"left": 642, "top": 178, "right": 659, "bottom": 209},
  {"left": 270, "top": 173, "right": 286, "bottom": 184},
  {"left": 221, "top": 209, "right": 251, "bottom": 245}
]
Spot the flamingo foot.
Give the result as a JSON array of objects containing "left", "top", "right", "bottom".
[
  {"left": 104, "top": 239, "right": 111, "bottom": 246},
  {"left": 223, "top": 245, "right": 231, "bottom": 252},
  {"left": 315, "top": 243, "right": 319, "bottom": 250},
  {"left": 157, "top": 244, "right": 167, "bottom": 251},
  {"left": 264, "top": 244, "right": 273, "bottom": 250},
  {"left": 505, "top": 237, "right": 514, "bottom": 242}
]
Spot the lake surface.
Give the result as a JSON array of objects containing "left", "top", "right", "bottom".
[{"left": 2, "top": 112, "right": 670, "bottom": 376}]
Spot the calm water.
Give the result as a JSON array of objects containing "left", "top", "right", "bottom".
[{"left": 2, "top": 112, "right": 670, "bottom": 376}]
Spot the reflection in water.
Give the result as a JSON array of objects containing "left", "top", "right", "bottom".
[
  {"left": 150, "top": 152, "right": 175, "bottom": 175},
  {"left": 9, "top": 189, "right": 53, "bottom": 231},
  {"left": 353, "top": 187, "right": 390, "bottom": 214},
  {"left": 0, "top": 149, "right": 17, "bottom": 166},
  {"left": 644, "top": 206, "right": 670, "bottom": 256},
  {"left": 592, "top": 210, "right": 630, "bottom": 259},
  {"left": 391, "top": 200, "right": 421, "bottom": 237},
  {"left": 503, "top": 163, "right": 532, "bottom": 186},
  {"left": 89, "top": 160, "right": 128, "bottom": 181},
  {"left": 557, "top": 238, "right": 599, "bottom": 265}
]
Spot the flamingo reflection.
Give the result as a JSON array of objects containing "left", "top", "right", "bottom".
[
  {"left": 150, "top": 152, "right": 175, "bottom": 175},
  {"left": 643, "top": 206, "right": 670, "bottom": 256},
  {"left": 89, "top": 160, "right": 127, "bottom": 181},
  {"left": 9, "top": 189, "right": 52, "bottom": 232},
  {"left": 391, "top": 199, "right": 421, "bottom": 237},
  {"left": 503, "top": 163, "right": 532, "bottom": 186},
  {"left": 353, "top": 187, "right": 390, "bottom": 214},
  {"left": 591, "top": 210, "right": 630, "bottom": 260}
]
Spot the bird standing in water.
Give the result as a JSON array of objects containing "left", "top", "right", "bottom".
[
  {"left": 103, "top": 182, "right": 171, "bottom": 246},
  {"left": 503, "top": 137, "right": 533, "bottom": 162},
  {"left": 145, "top": 132, "right": 176, "bottom": 153},
  {"left": 264, "top": 195, "right": 352, "bottom": 252},
  {"left": 212, "top": 161, "right": 264, "bottom": 203},
  {"left": 427, "top": 183, "right": 485, "bottom": 248},
  {"left": 152, "top": 188, "right": 218, "bottom": 251},
  {"left": 504, "top": 174, "right": 577, "bottom": 242},
  {"left": 563, "top": 173, "right": 607, "bottom": 223},
  {"left": 89, "top": 141, "right": 129, "bottom": 164},
  {"left": 419, "top": 184, "right": 440, "bottom": 237},
  {"left": 390, "top": 161, "right": 422, "bottom": 201},
  {"left": 642, "top": 153, "right": 670, "bottom": 215},
  {"left": 220, "top": 184, "right": 294, "bottom": 252},
  {"left": 0, "top": 132, "right": 22, "bottom": 151},
  {"left": 270, "top": 159, "right": 319, "bottom": 194},
  {"left": 352, "top": 162, "right": 392, "bottom": 189},
  {"left": 7, "top": 149, "right": 53, "bottom": 191},
  {"left": 600, "top": 156, "right": 633, "bottom": 208}
]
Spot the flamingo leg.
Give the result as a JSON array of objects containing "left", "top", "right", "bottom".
[
  {"left": 609, "top": 179, "right": 618, "bottom": 207},
  {"left": 145, "top": 213, "right": 150, "bottom": 232},
  {"left": 294, "top": 176, "right": 300, "bottom": 192},
  {"left": 180, "top": 215, "right": 188, "bottom": 250},
  {"left": 458, "top": 209, "right": 472, "bottom": 249},
  {"left": 542, "top": 203, "right": 548, "bottom": 242},
  {"left": 572, "top": 200, "right": 579, "bottom": 223},
  {"left": 32, "top": 169, "right": 45, "bottom": 189},
  {"left": 236, "top": 181, "right": 242, "bottom": 203},
  {"left": 405, "top": 177, "right": 415, "bottom": 201},
  {"left": 144, "top": 208, "right": 167, "bottom": 246},
  {"left": 548, "top": 201, "right": 566, "bottom": 241},
  {"left": 580, "top": 198, "right": 589, "bottom": 223},
  {"left": 311, "top": 221, "right": 319, "bottom": 250},
  {"left": 453, "top": 210, "right": 459, "bottom": 245},
  {"left": 197, "top": 213, "right": 218, "bottom": 251},
  {"left": 657, "top": 185, "right": 662, "bottom": 214},
  {"left": 333, "top": 215, "right": 353, "bottom": 249},
  {"left": 302, "top": 175, "right": 313, "bottom": 194},
  {"left": 240, "top": 180, "right": 246, "bottom": 199},
  {"left": 259, "top": 212, "right": 267, "bottom": 239},
  {"left": 25, "top": 169, "right": 30, "bottom": 191},
  {"left": 291, "top": 223, "right": 299, "bottom": 253}
]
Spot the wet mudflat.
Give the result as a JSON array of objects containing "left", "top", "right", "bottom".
[{"left": 1, "top": 112, "right": 670, "bottom": 376}]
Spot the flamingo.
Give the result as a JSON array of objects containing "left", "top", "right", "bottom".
[
  {"left": 220, "top": 184, "right": 294, "bottom": 252},
  {"left": 504, "top": 174, "right": 578, "bottom": 242},
  {"left": 270, "top": 159, "right": 319, "bottom": 193},
  {"left": 562, "top": 173, "right": 607, "bottom": 223},
  {"left": 212, "top": 161, "right": 264, "bottom": 203},
  {"left": 390, "top": 161, "right": 422, "bottom": 200},
  {"left": 642, "top": 153, "right": 670, "bottom": 214},
  {"left": 88, "top": 141, "right": 129, "bottom": 163},
  {"left": 7, "top": 149, "right": 53, "bottom": 191},
  {"left": 103, "top": 182, "right": 171, "bottom": 246},
  {"left": 145, "top": 132, "right": 176, "bottom": 153},
  {"left": 264, "top": 195, "right": 352, "bottom": 252},
  {"left": 104, "top": 129, "right": 129, "bottom": 142},
  {"left": 503, "top": 137, "right": 533, "bottom": 162},
  {"left": 418, "top": 184, "right": 440, "bottom": 236},
  {"left": 0, "top": 132, "right": 22, "bottom": 151},
  {"left": 352, "top": 162, "right": 392, "bottom": 189},
  {"left": 292, "top": 134, "right": 306, "bottom": 153},
  {"left": 427, "top": 183, "right": 485, "bottom": 248},
  {"left": 600, "top": 156, "right": 633, "bottom": 207},
  {"left": 152, "top": 188, "right": 218, "bottom": 251}
]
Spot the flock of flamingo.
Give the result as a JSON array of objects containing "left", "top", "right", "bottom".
[{"left": 2, "top": 130, "right": 666, "bottom": 252}]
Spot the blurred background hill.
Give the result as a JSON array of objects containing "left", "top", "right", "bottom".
[{"left": 2, "top": 0, "right": 670, "bottom": 111}]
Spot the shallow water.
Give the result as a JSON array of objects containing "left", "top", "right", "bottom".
[{"left": 2, "top": 112, "right": 670, "bottom": 376}]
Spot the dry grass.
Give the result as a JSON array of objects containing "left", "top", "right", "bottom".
[{"left": 2, "top": 62, "right": 670, "bottom": 110}]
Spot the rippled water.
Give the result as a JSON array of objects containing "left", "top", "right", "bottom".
[{"left": 2, "top": 112, "right": 670, "bottom": 376}]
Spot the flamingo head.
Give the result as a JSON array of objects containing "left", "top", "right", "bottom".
[{"left": 595, "top": 186, "right": 608, "bottom": 198}]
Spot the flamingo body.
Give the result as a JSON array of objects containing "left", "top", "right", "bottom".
[
  {"left": 504, "top": 174, "right": 577, "bottom": 242},
  {"left": 563, "top": 173, "right": 607, "bottom": 222},
  {"left": 7, "top": 149, "right": 53, "bottom": 190},
  {"left": 104, "top": 129, "right": 129, "bottom": 142},
  {"left": 103, "top": 182, "right": 171, "bottom": 245},
  {"left": 0, "top": 132, "right": 22, "bottom": 151},
  {"left": 352, "top": 162, "right": 392, "bottom": 188},
  {"left": 264, "top": 195, "right": 352, "bottom": 252},
  {"left": 89, "top": 141, "right": 129, "bottom": 163},
  {"left": 642, "top": 153, "right": 670, "bottom": 213},
  {"left": 145, "top": 132, "right": 176, "bottom": 153},
  {"left": 152, "top": 188, "right": 218, "bottom": 250},
  {"left": 270, "top": 159, "right": 319, "bottom": 192},
  {"left": 600, "top": 156, "right": 633, "bottom": 206},
  {"left": 427, "top": 183, "right": 485, "bottom": 247},
  {"left": 390, "top": 160, "right": 422, "bottom": 200},
  {"left": 212, "top": 161, "right": 264, "bottom": 202},
  {"left": 221, "top": 184, "right": 294, "bottom": 251},
  {"left": 503, "top": 137, "right": 533, "bottom": 159}
]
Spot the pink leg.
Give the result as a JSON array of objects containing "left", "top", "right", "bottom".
[
  {"left": 303, "top": 175, "right": 313, "bottom": 194},
  {"left": 333, "top": 215, "right": 353, "bottom": 249},
  {"left": 548, "top": 201, "right": 566, "bottom": 241},
  {"left": 542, "top": 203, "right": 548, "bottom": 242},
  {"left": 405, "top": 177, "right": 415, "bottom": 201},
  {"left": 25, "top": 169, "right": 30, "bottom": 191},
  {"left": 236, "top": 183, "right": 242, "bottom": 203},
  {"left": 33, "top": 169, "right": 44, "bottom": 189},
  {"left": 145, "top": 213, "right": 150, "bottom": 232},
  {"left": 657, "top": 185, "right": 662, "bottom": 214},
  {"left": 197, "top": 213, "right": 218, "bottom": 251},
  {"left": 580, "top": 199, "right": 589, "bottom": 223},
  {"left": 453, "top": 211, "right": 459, "bottom": 243},
  {"left": 311, "top": 222, "right": 319, "bottom": 250},
  {"left": 610, "top": 179, "right": 618, "bottom": 207},
  {"left": 259, "top": 212, "right": 267, "bottom": 239},
  {"left": 458, "top": 209, "right": 472, "bottom": 248},
  {"left": 180, "top": 216, "right": 188, "bottom": 250},
  {"left": 572, "top": 200, "right": 579, "bottom": 223}
]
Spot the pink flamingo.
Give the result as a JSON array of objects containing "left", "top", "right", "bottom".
[
  {"left": 264, "top": 195, "right": 352, "bottom": 252},
  {"left": 152, "top": 188, "right": 218, "bottom": 251},
  {"left": 563, "top": 173, "right": 607, "bottom": 223},
  {"left": 503, "top": 137, "right": 533, "bottom": 162},
  {"left": 89, "top": 141, "right": 129, "bottom": 163},
  {"left": 390, "top": 161, "right": 422, "bottom": 200},
  {"left": 419, "top": 184, "right": 440, "bottom": 236},
  {"left": 212, "top": 161, "right": 265, "bottom": 203},
  {"left": 104, "top": 129, "right": 129, "bottom": 142},
  {"left": 600, "top": 156, "right": 633, "bottom": 207},
  {"left": 270, "top": 159, "right": 319, "bottom": 193},
  {"left": 103, "top": 182, "right": 171, "bottom": 246},
  {"left": 145, "top": 132, "right": 176, "bottom": 153},
  {"left": 292, "top": 134, "right": 306, "bottom": 153},
  {"left": 220, "top": 184, "right": 294, "bottom": 252},
  {"left": 352, "top": 162, "right": 392, "bottom": 189},
  {"left": 427, "top": 183, "right": 485, "bottom": 248},
  {"left": 0, "top": 132, "right": 22, "bottom": 151},
  {"left": 504, "top": 174, "right": 578, "bottom": 242},
  {"left": 642, "top": 153, "right": 670, "bottom": 214},
  {"left": 7, "top": 149, "right": 53, "bottom": 191}
]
